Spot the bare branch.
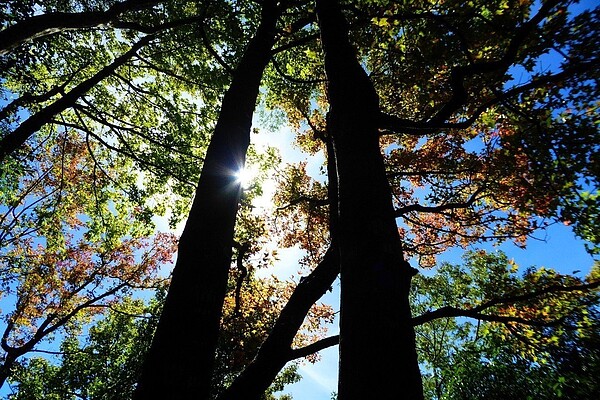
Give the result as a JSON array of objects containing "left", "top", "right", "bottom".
[{"left": 288, "top": 335, "right": 339, "bottom": 360}]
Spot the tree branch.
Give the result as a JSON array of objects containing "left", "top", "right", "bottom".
[
  {"left": 217, "top": 246, "right": 339, "bottom": 400},
  {"left": 413, "top": 279, "right": 600, "bottom": 326},
  {"left": 0, "top": 34, "right": 155, "bottom": 163},
  {"left": 276, "top": 195, "right": 329, "bottom": 211},
  {"left": 271, "top": 32, "right": 319, "bottom": 55},
  {"left": 395, "top": 187, "right": 484, "bottom": 216},
  {"left": 198, "top": 20, "right": 234, "bottom": 75},
  {"left": 288, "top": 335, "right": 339, "bottom": 360},
  {"left": 271, "top": 57, "right": 325, "bottom": 84},
  {"left": 378, "top": 57, "right": 595, "bottom": 135},
  {"left": 0, "top": 0, "right": 162, "bottom": 55},
  {"left": 428, "top": 0, "right": 562, "bottom": 124}
]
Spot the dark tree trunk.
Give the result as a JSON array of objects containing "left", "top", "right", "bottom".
[
  {"left": 134, "top": 2, "right": 279, "bottom": 399},
  {"left": 315, "top": 1, "right": 424, "bottom": 399}
]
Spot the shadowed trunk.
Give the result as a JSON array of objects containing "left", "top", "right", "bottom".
[
  {"left": 134, "top": 2, "right": 279, "bottom": 399},
  {"left": 316, "top": 0, "right": 424, "bottom": 398}
]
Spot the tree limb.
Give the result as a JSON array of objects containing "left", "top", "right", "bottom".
[
  {"left": 288, "top": 335, "right": 339, "bottom": 360},
  {"left": 428, "top": 0, "right": 562, "bottom": 124},
  {"left": 276, "top": 195, "right": 329, "bottom": 211},
  {"left": 412, "top": 279, "right": 600, "bottom": 326},
  {"left": 395, "top": 187, "right": 484, "bottom": 216},
  {"left": 217, "top": 246, "right": 339, "bottom": 400},
  {"left": 378, "top": 57, "right": 595, "bottom": 135},
  {"left": 0, "top": 35, "right": 155, "bottom": 163},
  {"left": 0, "top": 0, "right": 162, "bottom": 55}
]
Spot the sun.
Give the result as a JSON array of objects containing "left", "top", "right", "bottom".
[{"left": 234, "top": 167, "right": 256, "bottom": 188}]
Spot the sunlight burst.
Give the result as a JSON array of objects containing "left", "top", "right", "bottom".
[{"left": 234, "top": 167, "right": 256, "bottom": 189}]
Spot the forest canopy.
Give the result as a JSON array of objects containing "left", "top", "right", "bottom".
[{"left": 0, "top": 0, "right": 598, "bottom": 399}]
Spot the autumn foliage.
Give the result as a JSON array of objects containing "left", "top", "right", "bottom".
[{"left": 0, "top": 0, "right": 599, "bottom": 398}]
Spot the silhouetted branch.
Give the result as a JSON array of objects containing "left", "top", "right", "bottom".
[
  {"left": 276, "top": 196, "right": 329, "bottom": 211},
  {"left": 288, "top": 335, "right": 339, "bottom": 360},
  {"left": 395, "top": 187, "right": 484, "bottom": 216},
  {"left": 413, "top": 279, "right": 600, "bottom": 326},
  {"left": 0, "top": 0, "right": 162, "bottom": 55}
]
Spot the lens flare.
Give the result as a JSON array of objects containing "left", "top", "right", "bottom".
[{"left": 234, "top": 167, "right": 256, "bottom": 188}]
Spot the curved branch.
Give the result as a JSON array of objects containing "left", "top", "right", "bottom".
[
  {"left": 271, "top": 57, "right": 325, "bottom": 84},
  {"left": 198, "top": 21, "right": 234, "bottom": 75},
  {"left": 0, "top": 0, "right": 162, "bottom": 55},
  {"left": 271, "top": 32, "right": 319, "bottom": 54},
  {"left": 378, "top": 57, "right": 595, "bottom": 135},
  {"left": 288, "top": 335, "right": 339, "bottom": 360},
  {"left": 395, "top": 187, "right": 484, "bottom": 216}
]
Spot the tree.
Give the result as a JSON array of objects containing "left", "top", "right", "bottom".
[
  {"left": 412, "top": 251, "right": 600, "bottom": 400},
  {"left": 0, "top": 128, "right": 177, "bottom": 387},
  {"left": 1, "top": 0, "right": 599, "bottom": 398},
  {"left": 315, "top": 0, "right": 423, "bottom": 397},
  {"left": 132, "top": 1, "right": 283, "bottom": 397},
  {"left": 7, "top": 268, "right": 334, "bottom": 399}
]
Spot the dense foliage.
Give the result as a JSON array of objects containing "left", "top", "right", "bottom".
[{"left": 1, "top": 0, "right": 598, "bottom": 398}]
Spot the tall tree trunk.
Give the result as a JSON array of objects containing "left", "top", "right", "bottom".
[
  {"left": 315, "top": 1, "right": 424, "bottom": 399},
  {"left": 134, "top": 2, "right": 279, "bottom": 399}
]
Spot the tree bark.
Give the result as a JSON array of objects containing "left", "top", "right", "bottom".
[
  {"left": 315, "top": 1, "right": 424, "bottom": 398},
  {"left": 133, "top": 2, "right": 279, "bottom": 399}
]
